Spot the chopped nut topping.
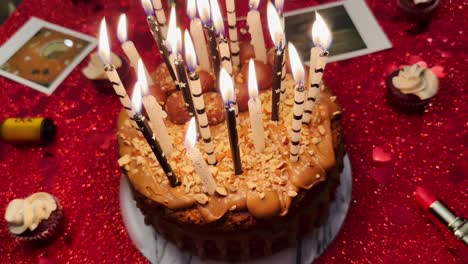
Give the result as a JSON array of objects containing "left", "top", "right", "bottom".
[
  {"left": 330, "top": 96, "right": 337, "bottom": 102},
  {"left": 246, "top": 181, "right": 256, "bottom": 190},
  {"left": 194, "top": 194, "right": 209, "bottom": 204},
  {"left": 229, "top": 205, "right": 237, "bottom": 211},
  {"left": 287, "top": 190, "right": 298, "bottom": 197},
  {"left": 318, "top": 125, "right": 326, "bottom": 135},
  {"left": 312, "top": 137, "right": 321, "bottom": 145},
  {"left": 215, "top": 186, "right": 228, "bottom": 196},
  {"left": 118, "top": 155, "right": 131, "bottom": 167},
  {"left": 259, "top": 192, "right": 265, "bottom": 199},
  {"left": 316, "top": 174, "right": 321, "bottom": 179}
]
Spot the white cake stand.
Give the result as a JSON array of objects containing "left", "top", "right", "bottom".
[{"left": 120, "top": 155, "right": 352, "bottom": 264}]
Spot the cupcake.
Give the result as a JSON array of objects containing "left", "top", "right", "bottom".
[
  {"left": 82, "top": 52, "right": 132, "bottom": 94},
  {"left": 397, "top": 0, "right": 440, "bottom": 22},
  {"left": 386, "top": 63, "right": 439, "bottom": 114},
  {"left": 4, "top": 192, "right": 64, "bottom": 242}
]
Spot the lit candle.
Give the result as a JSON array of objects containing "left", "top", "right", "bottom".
[
  {"left": 219, "top": 68, "right": 243, "bottom": 175},
  {"left": 303, "top": 12, "right": 332, "bottom": 125},
  {"left": 166, "top": 6, "right": 180, "bottom": 88},
  {"left": 187, "top": 0, "right": 211, "bottom": 71},
  {"left": 138, "top": 59, "right": 173, "bottom": 155},
  {"left": 274, "top": 0, "right": 287, "bottom": 101},
  {"left": 185, "top": 30, "right": 217, "bottom": 165},
  {"left": 131, "top": 82, "right": 180, "bottom": 187},
  {"left": 98, "top": 18, "right": 133, "bottom": 119},
  {"left": 211, "top": 0, "right": 233, "bottom": 75},
  {"left": 151, "top": 0, "right": 168, "bottom": 37},
  {"left": 247, "top": 59, "right": 265, "bottom": 153},
  {"left": 274, "top": 0, "right": 285, "bottom": 28},
  {"left": 266, "top": 2, "right": 285, "bottom": 121},
  {"left": 142, "top": 0, "right": 178, "bottom": 85},
  {"left": 198, "top": 0, "right": 221, "bottom": 78},
  {"left": 247, "top": 0, "right": 267, "bottom": 63},
  {"left": 184, "top": 117, "right": 217, "bottom": 195},
  {"left": 167, "top": 25, "right": 196, "bottom": 118},
  {"left": 225, "top": 0, "right": 240, "bottom": 66},
  {"left": 288, "top": 43, "right": 306, "bottom": 162},
  {"left": 117, "top": 14, "right": 153, "bottom": 85}
]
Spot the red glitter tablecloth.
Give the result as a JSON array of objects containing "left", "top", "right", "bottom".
[{"left": 0, "top": 0, "right": 467, "bottom": 263}]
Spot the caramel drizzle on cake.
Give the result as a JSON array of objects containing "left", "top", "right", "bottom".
[{"left": 118, "top": 70, "right": 340, "bottom": 223}]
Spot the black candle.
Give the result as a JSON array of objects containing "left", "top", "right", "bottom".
[
  {"left": 219, "top": 68, "right": 242, "bottom": 175},
  {"left": 131, "top": 83, "right": 180, "bottom": 187},
  {"left": 142, "top": 1, "right": 178, "bottom": 84},
  {"left": 225, "top": 104, "right": 243, "bottom": 175},
  {"left": 174, "top": 57, "right": 196, "bottom": 117},
  {"left": 133, "top": 113, "right": 180, "bottom": 187},
  {"left": 271, "top": 48, "right": 284, "bottom": 121},
  {"left": 204, "top": 25, "right": 221, "bottom": 80}
]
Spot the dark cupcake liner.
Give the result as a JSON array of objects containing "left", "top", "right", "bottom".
[
  {"left": 92, "top": 56, "right": 134, "bottom": 95},
  {"left": 397, "top": 0, "right": 440, "bottom": 22},
  {"left": 13, "top": 198, "right": 64, "bottom": 243},
  {"left": 386, "top": 70, "right": 429, "bottom": 114}
]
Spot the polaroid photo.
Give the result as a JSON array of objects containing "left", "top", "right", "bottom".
[
  {"left": 0, "top": 17, "right": 97, "bottom": 95},
  {"left": 285, "top": 0, "right": 392, "bottom": 63}
]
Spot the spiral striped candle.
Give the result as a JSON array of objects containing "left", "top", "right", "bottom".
[
  {"left": 226, "top": 0, "right": 240, "bottom": 66},
  {"left": 288, "top": 43, "right": 305, "bottom": 162},
  {"left": 185, "top": 30, "right": 217, "bottom": 165}
]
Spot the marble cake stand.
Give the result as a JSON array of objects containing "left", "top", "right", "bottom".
[{"left": 120, "top": 155, "right": 352, "bottom": 264}]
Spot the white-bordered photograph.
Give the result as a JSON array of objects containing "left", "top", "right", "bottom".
[
  {"left": 0, "top": 17, "right": 97, "bottom": 95},
  {"left": 285, "top": 0, "right": 392, "bottom": 63}
]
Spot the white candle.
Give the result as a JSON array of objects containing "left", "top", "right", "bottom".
[
  {"left": 151, "top": 0, "right": 168, "bottom": 37},
  {"left": 225, "top": 0, "right": 240, "bottom": 66},
  {"left": 187, "top": 0, "right": 211, "bottom": 71},
  {"left": 288, "top": 43, "right": 306, "bottom": 162},
  {"left": 138, "top": 59, "right": 173, "bottom": 155},
  {"left": 274, "top": 0, "right": 285, "bottom": 29},
  {"left": 99, "top": 19, "right": 134, "bottom": 119},
  {"left": 117, "top": 14, "right": 154, "bottom": 85},
  {"left": 247, "top": 59, "right": 265, "bottom": 153},
  {"left": 185, "top": 118, "right": 217, "bottom": 195},
  {"left": 303, "top": 12, "right": 331, "bottom": 125},
  {"left": 247, "top": 0, "right": 267, "bottom": 63},
  {"left": 211, "top": 0, "right": 233, "bottom": 75},
  {"left": 184, "top": 30, "right": 217, "bottom": 165}
]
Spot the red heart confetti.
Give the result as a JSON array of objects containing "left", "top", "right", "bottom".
[
  {"left": 372, "top": 146, "right": 392, "bottom": 162},
  {"left": 430, "top": 66, "right": 446, "bottom": 78}
]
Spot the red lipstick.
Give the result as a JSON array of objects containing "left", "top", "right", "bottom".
[{"left": 415, "top": 186, "right": 468, "bottom": 246}]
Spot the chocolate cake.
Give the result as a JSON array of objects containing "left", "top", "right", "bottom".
[{"left": 117, "top": 46, "right": 345, "bottom": 261}]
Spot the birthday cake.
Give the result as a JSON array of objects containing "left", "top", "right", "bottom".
[{"left": 117, "top": 44, "right": 344, "bottom": 260}]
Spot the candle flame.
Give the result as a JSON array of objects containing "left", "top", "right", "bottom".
[
  {"left": 141, "top": 0, "right": 154, "bottom": 16},
  {"left": 312, "top": 12, "right": 332, "bottom": 50},
  {"left": 184, "top": 30, "right": 198, "bottom": 72},
  {"left": 248, "top": 59, "right": 258, "bottom": 98},
  {"left": 267, "top": 1, "right": 285, "bottom": 49},
  {"left": 131, "top": 81, "right": 143, "bottom": 114},
  {"left": 288, "top": 42, "right": 304, "bottom": 84},
  {"left": 98, "top": 18, "right": 111, "bottom": 65},
  {"left": 274, "top": 0, "right": 284, "bottom": 13},
  {"left": 197, "top": 0, "right": 211, "bottom": 26},
  {"left": 219, "top": 68, "right": 235, "bottom": 104},
  {"left": 211, "top": 0, "right": 224, "bottom": 36},
  {"left": 184, "top": 117, "right": 198, "bottom": 149},
  {"left": 249, "top": 0, "right": 260, "bottom": 10},
  {"left": 187, "top": 0, "right": 197, "bottom": 20},
  {"left": 137, "top": 59, "right": 149, "bottom": 95},
  {"left": 166, "top": 6, "right": 178, "bottom": 54},
  {"left": 117, "top": 14, "right": 128, "bottom": 43}
]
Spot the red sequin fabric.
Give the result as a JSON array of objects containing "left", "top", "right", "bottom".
[{"left": 0, "top": 0, "right": 467, "bottom": 263}]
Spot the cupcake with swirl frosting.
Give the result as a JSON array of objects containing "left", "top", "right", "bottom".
[
  {"left": 386, "top": 63, "right": 439, "bottom": 113},
  {"left": 4, "top": 192, "right": 63, "bottom": 242}
]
